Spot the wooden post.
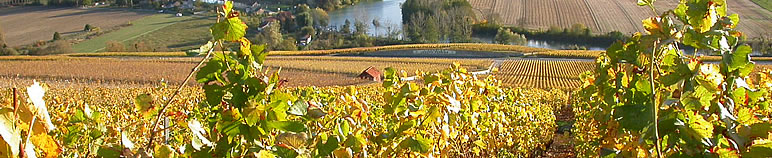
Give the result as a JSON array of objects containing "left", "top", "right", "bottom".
[{"left": 12, "top": 87, "right": 18, "bottom": 114}]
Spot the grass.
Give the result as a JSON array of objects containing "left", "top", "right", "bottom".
[
  {"left": 124, "top": 17, "right": 215, "bottom": 51},
  {"left": 72, "top": 14, "right": 192, "bottom": 53},
  {"left": 751, "top": 0, "right": 772, "bottom": 12}
]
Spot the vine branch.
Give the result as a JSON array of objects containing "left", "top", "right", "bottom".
[
  {"left": 145, "top": 41, "right": 219, "bottom": 149},
  {"left": 650, "top": 41, "right": 663, "bottom": 158}
]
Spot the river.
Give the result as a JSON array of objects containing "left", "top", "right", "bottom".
[
  {"left": 326, "top": 0, "right": 610, "bottom": 50},
  {"left": 327, "top": 0, "right": 406, "bottom": 37}
]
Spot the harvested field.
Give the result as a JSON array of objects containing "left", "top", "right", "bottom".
[
  {"left": 0, "top": 6, "right": 152, "bottom": 46},
  {"left": 469, "top": 0, "right": 772, "bottom": 38}
]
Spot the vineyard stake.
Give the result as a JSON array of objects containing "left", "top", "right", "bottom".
[{"left": 146, "top": 41, "right": 219, "bottom": 149}]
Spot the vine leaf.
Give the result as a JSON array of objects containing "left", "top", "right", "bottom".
[
  {"left": 188, "top": 119, "right": 213, "bottom": 150},
  {"left": 267, "top": 121, "right": 307, "bottom": 132},
  {"left": 0, "top": 108, "right": 20, "bottom": 155},
  {"left": 743, "top": 140, "right": 772, "bottom": 157},
  {"left": 211, "top": 17, "right": 247, "bottom": 41},
  {"left": 287, "top": 100, "right": 309, "bottom": 116}
]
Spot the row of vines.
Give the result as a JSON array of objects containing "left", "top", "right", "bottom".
[
  {"left": 573, "top": 0, "right": 772, "bottom": 157},
  {"left": 0, "top": 1, "right": 567, "bottom": 157}
]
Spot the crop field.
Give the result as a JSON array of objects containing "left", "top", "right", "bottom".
[
  {"left": 0, "top": 6, "right": 152, "bottom": 46},
  {"left": 0, "top": 56, "right": 491, "bottom": 88},
  {"left": 495, "top": 59, "right": 595, "bottom": 90},
  {"left": 72, "top": 14, "right": 192, "bottom": 53},
  {"left": 469, "top": 0, "right": 772, "bottom": 37}
]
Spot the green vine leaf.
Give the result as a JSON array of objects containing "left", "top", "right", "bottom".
[{"left": 211, "top": 17, "right": 247, "bottom": 41}]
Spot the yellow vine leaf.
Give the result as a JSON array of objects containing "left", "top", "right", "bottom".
[{"left": 31, "top": 133, "right": 61, "bottom": 157}]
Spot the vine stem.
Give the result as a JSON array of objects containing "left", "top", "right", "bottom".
[
  {"left": 651, "top": 41, "right": 663, "bottom": 158},
  {"left": 145, "top": 41, "right": 219, "bottom": 149}
]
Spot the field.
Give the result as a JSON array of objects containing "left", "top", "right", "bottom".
[
  {"left": 0, "top": 56, "right": 491, "bottom": 88},
  {"left": 0, "top": 6, "right": 152, "bottom": 46},
  {"left": 123, "top": 17, "right": 215, "bottom": 51},
  {"left": 71, "top": 14, "right": 192, "bottom": 52},
  {"left": 752, "top": 0, "right": 772, "bottom": 12},
  {"left": 469, "top": 0, "right": 772, "bottom": 37},
  {"left": 494, "top": 59, "right": 595, "bottom": 90}
]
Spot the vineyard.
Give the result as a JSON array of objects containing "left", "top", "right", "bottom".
[
  {"left": 0, "top": 0, "right": 771, "bottom": 157},
  {"left": 495, "top": 59, "right": 595, "bottom": 90},
  {"left": 0, "top": 56, "right": 491, "bottom": 88},
  {"left": 468, "top": 0, "right": 772, "bottom": 37}
]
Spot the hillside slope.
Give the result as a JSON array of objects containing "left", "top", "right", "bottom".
[{"left": 470, "top": 0, "right": 771, "bottom": 38}]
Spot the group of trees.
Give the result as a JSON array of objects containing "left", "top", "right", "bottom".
[
  {"left": 401, "top": 0, "right": 475, "bottom": 43},
  {"left": 309, "top": 0, "right": 360, "bottom": 11},
  {"left": 494, "top": 28, "right": 526, "bottom": 45}
]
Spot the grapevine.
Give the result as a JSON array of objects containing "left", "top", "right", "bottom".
[{"left": 573, "top": 0, "right": 772, "bottom": 157}]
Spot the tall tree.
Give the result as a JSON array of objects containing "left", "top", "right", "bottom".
[
  {"left": 341, "top": 19, "right": 351, "bottom": 34},
  {"left": 311, "top": 8, "right": 329, "bottom": 27},
  {"left": 354, "top": 20, "right": 367, "bottom": 35},
  {"left": 372, "top": 19, "right": 380, "bottom": 36}
]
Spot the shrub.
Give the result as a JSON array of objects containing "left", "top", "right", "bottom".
[
  {"left": 105, "top": 40, "right": 125, "bottom": 52},
  {"left": 84, "top": 24, "right": 93, "bottom": 32},
  {"left": 53, "top": 32, "right": 62, "bottom": 41},
  {"left": 28, "top": 41, "right": 72, "bottom": 55},
  {"left": 0, "top": 47, "right": 19, "bottom": 55}
]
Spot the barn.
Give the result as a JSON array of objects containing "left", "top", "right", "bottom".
[{"left": 358, "top": 67, "right": 382, "bottom": 81}]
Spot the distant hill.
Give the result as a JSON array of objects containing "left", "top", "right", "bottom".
[{"left": 469, "top": 0, "right": 772, "bottom": 38}]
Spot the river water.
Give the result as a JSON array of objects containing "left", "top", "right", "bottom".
[
  {"left": 326, "top": 0, "right": 609, "bottom": 50},
  {"left": 327, "top": 0, "right": 406, "bottom": 37}
]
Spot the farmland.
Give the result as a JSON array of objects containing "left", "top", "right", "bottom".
[
  {"left": 0, "top": 6, "right": 152, "bottom": 46},
  {"left": 469, "top": 0, "right": 772, "bottom": 37},
  {"left": 0, "top": 56, "right": 491, "bottom": 88},
  {"left": 494, "top": 59, "right": 595, "bottom": 90},
  {"left": 71, "top": 14, "right": 192, "bottom": 52}
]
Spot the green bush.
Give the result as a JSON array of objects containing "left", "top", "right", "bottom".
[{"left": 53, "top": 32, "right": 62, "bottom": 41}]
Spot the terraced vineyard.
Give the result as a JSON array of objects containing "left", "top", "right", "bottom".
[
  {"left": 469, "top": 0, "right": 772, "bottom": 37},
  {"left": 494, "top": 59, "right": 595, "bottom": 90}
]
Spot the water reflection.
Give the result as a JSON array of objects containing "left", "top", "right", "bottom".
[{"left": 327, "top": 0, "right": 406, "bottom": 37}]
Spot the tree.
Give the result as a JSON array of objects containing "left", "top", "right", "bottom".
[
  {"left": 84, "top": 24, "right": 93, "bottom": 32},
  {"left": 354, "top": 20, "right": 368, "bottom": 35},
  {"left": 258, "top": 23, "right": 284, "bottom": 50},
  {"left": 494, "top": 28, "right": 526, "bottom": 45},
  {"left": 372, "top": 19, "right": 380, "bottom": 36},
  {"left": 311, "top": 8, "right": 329, "bottom": 27},
  {"left": 82, "top": 0, "right": 92, "bottom": 6},
  {"left": 341, "top": 19, "right": 351, "bottom": 34},
  {"left": 300, "top": 26, "right": 316, "bottom": 37},
  {"left": 53, "top": 32, "right": 62, "bottom": 41},
  {"left": 296, "top": 12, "right": 314, "bottom": 28}
]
